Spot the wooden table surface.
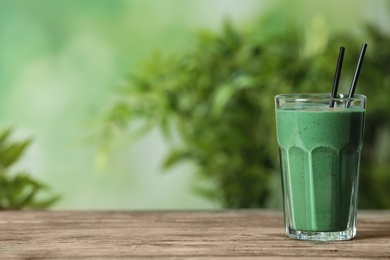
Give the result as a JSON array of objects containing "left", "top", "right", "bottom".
[{"left": 0, "top": 210, "right": 389, "bottom": 259}]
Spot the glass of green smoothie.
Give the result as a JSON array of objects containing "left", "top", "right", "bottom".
[{"left": 275, "top": 93, "right": 366, "bottom": 241}]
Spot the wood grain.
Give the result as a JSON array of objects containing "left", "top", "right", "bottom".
[{"left": 0, "top": 210, "right": 389, "bottom": 259}]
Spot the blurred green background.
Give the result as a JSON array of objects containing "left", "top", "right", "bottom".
[{"left": 1, "top": 0, "right": 389, "bottom": 210}]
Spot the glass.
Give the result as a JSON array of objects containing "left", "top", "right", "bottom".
[{"left": 275, "top": 93, "right": 366, "bottom": 241}]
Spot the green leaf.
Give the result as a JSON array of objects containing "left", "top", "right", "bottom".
[
  {"left": 2, "top": 172, "right": 60, "bottom": 210},
  {"left": 162, "top": 149, "right": 193, "bottom": 170},
  {"left": 0, "top": 128, "right": 60, "bottom": 210},
  {"left": 0, "top": 139, "right": 32, "bottom": 168},
  {"left": 0, "top": 128, "right": 13, "bottom": 144}
]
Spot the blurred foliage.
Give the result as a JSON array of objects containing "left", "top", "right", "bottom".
[
  {"left": 0, "top": 128, "right": 60, "bottom": 209},
  {"left": 97, "top": 15, "right": 390, "bottom": 208}
]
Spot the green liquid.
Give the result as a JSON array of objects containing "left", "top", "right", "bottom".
[{"left": 276, "top": 107, "right": 365, "bottom": 232}]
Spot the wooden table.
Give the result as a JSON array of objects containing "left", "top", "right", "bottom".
[{"left": 0, "top": 210, "right": 389, "bottom": 259}]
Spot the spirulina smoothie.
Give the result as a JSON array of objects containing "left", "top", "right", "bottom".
[{"left": 276, "top": 106, "right": 365, "bottom": 232}]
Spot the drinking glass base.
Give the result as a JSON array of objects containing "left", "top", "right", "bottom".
[{"left": 286, "top": 227, "right": 356, "bottom": 241}]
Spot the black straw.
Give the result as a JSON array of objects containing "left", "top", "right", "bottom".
[
  {"left": 346, "top": 43, "right": 367, "bottom": 107},
  {"left": 329, "top": 47, "right": 345, "bottom": 108}
]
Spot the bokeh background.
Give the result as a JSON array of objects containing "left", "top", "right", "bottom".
[{"left": 1, "top": 0, "right": 389, "bottom": 210}]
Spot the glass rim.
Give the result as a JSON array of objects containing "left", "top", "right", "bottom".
[{"left": 275, "top": 93, "right": 366, "bottom": 101}]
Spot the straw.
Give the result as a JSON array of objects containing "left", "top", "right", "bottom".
[
  {"left": 329, "top": 47, "right": 345, "bottom": 108},
  {"left": 346, "top": 43, "right": 368, "bottom": 108}
]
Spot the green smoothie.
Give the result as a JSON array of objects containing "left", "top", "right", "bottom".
[{"left": 276, "top": 107, "right": 365, "bottom": 232}]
